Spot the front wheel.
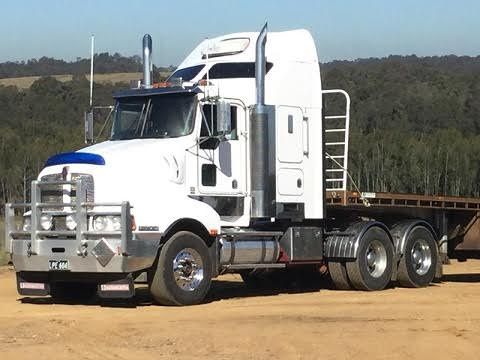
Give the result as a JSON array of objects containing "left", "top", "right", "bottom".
[{"left": 149, "top": 231, "right": 212, "bottom": 306}]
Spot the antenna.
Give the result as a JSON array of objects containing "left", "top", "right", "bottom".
[
  {"left": 204, "top": 38, "right": 214, "bottom": 132},
  {"left": 205, "top": 38, "right": 210, "bottom": 98},
  {"left": 89, "top": 34, "right": 95, "bottom": 108}
]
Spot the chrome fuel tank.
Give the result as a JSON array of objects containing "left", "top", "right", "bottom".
[{"left": 219, "top": 239, "right": 279, "bottom": 265}]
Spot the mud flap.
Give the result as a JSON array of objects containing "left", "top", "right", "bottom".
[
  {"left": 97, "top": 274, "right": 135, "bottom": 299},
  {"left": 17, "top": 272, "right": 50, "bottom": 296}
]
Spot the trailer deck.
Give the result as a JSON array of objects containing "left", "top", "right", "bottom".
[{"left": 327, "top": 191, "right": 480, "bottom": 211}]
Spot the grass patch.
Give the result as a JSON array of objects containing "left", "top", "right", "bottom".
[{"left": 0, "top": 71, "right": 172, "bottom": 90}]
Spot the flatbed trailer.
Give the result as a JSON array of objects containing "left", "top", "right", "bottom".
[{"left": 326, "top": 191, "right": 480, "bottom": 261}]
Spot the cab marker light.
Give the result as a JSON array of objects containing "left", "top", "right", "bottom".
[{"left": 198, "top": 79, "right": 213, "bottom": 86}]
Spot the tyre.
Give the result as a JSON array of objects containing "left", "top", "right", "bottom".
[
  {"left": 328, "top": 261, "right": 352, "bottom": 290},
  {"left": 397, "top": 226, "right": 438, "bottom": 288},
  {"left": 433, "top": 256, "right": 443, "bottom": 283},
  {"left": 149, "top": 231, "right": 212, "bottom": 306},
  {"left": 50, "top": 282, "right": 97, "bottom": 302},
  {"left": 346, "top": 226, "right": 394, "bottom": 291}
]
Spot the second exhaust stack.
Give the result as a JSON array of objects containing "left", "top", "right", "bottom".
[
  {"left": 250, "top": 23, "right": 276, "bottom": 219},
  {"left": 143, "top": 34, "right": 153, "bottom": 88}
]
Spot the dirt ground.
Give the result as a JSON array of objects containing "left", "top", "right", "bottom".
[{"left": 1, "top": 261, "right": 480, "bottom": 360}]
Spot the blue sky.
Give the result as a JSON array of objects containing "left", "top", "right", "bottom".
[{"left": 1, "top": 0, "right": 478, "bottom": 65}]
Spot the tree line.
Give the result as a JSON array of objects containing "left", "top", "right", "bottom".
[
  {"left": 322, "top": 55, "right": 480, "bottom": 196},
  {"left": 0, "top": 53, "right": 174, "bottom": 78},
  {"left": 0, "top": 75, "right": 117, "bottom": 207},
  {"left": 0, "top": 54, "right": 480, "bottom": 212}
]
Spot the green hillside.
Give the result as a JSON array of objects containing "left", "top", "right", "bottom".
[{"left": 0, "top": 54, "right": 480, "bottom": 212}]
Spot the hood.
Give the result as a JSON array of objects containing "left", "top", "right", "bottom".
[
  {"left": 79, "top": 138, "right": 182, "bottom": 165},
  {"left": 78, "top": 138, "right": 191, "bottom": 185}
]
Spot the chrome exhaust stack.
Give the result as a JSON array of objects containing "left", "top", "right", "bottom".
[
  {"left": 250, "top": 23, "right": 276, "bottom": 219},
  {"left": 142, "top": 34, "right": 153, "bottom": 88},
  {"left": 255, "top": 23, "right": 267, "bottom": 107}
]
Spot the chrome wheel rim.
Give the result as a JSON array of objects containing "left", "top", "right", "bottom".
[
  {"left": 365, "top": 240, "right": 387, "bottom": 278},
  {"left": 410, "top": 239, "right": 432, "bottom": 276},
  {"left": 173, "top": 248, "right": 204, "bottom": 291}
]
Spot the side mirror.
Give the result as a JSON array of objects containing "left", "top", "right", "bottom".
[
  {"left": 84, "top": 111, "right": 94, "bottom": 144},
  {"left": 200, "top": 137, "right": 221, "bottom": 150},
  {"left": 216, "top": 100, "right": 231, "bottom": 135}
]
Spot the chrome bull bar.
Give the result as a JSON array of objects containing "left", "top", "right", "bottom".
[
  {"left": 5, "top": 179, "right": 132, "bottom": 256},
  {"left": 2, "top": 179, "right": 161, "bottom": 275}
]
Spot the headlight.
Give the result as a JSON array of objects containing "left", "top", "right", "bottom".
[
  {"left": 93, "top": 216, "right": 108, "bottom": 231},
  {"left": 111, "top": 216, "right": 121, "bottom": 231},
  {"left": 65, "top": 215, "right": 77, "bottom": 231},
  {"left": 40, "top": 214, "right": 53, "bottom": 230},
  {"left": 93, "top": 216, "right": 121, "bottom": 232},
  {"left": 23, "top": 216, "right": 31, "bottom": 232}
]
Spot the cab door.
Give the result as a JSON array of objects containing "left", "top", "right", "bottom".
[{"left": 196, "top": 102, "right": 246, "bottom": 196}]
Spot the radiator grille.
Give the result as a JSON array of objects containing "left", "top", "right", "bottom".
[
  {"left": 71, "top": 173, "right": 95, "bottom": 203},
  {"left": 40, "top": 173, "right": 94, "bottom": 206},
  {"left": 40, "top": 174, "right": 63, "bottom": 207}
]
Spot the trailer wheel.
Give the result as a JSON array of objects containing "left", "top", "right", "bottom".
[
  {"left": 346, "top": 226, "right": 394, "bottom": 291},
  {"left": 397, "top": 226, "right": 438, "bottom": 288},
  {"left": 149, "top": 231, "right": 212, "bottom": 306},
  {"left": 328, "top": 261, "right": 352, "bottom": 290}
]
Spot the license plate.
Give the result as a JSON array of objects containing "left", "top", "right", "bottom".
[{"left": 49, "top": 260, "right": 69, "bottom": 271}]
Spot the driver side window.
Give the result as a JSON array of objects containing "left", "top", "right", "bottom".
[{"left": 200, "top": 104, "right": 238, "bottom": 140}]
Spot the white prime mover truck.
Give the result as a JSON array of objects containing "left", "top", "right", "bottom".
[{"left": 6, "top": 25, "right": 480, "bottom": 305}]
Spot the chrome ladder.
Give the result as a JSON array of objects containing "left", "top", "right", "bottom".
[{"left": 322, "top": 89, "right": 351, "bottom": 192}]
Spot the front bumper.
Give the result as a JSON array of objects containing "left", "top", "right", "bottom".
[
  {"left": 5, "top": 179, "right": 160, "bottom": 275},
  {"left": 9, "top": 236, "right": 159, "bottom": 273}
]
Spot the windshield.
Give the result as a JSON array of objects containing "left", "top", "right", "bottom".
[
  {"left": 167, "top": 65, "right": 205, "bottom": 82},
  {"left": 111, "top": 94, "right": 196, "bottom": 140}
]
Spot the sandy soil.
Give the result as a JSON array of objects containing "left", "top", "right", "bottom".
[{"left": 1, "top": 261, "right": 480, "bottom": 360}]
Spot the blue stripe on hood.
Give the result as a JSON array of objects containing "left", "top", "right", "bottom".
[{"left": 45, "top": 152, "right": 106, "bottom": 167}]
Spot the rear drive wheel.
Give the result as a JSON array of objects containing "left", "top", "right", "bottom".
[
  {"left": 328, "top": 261, "right": 352, "bottom": 290},
  {"left": 397, "top": 227, "right": 438, "bottom": 288},
  {"left": 346, "top": 226, "right": 394, "bottom": 291},
  {"left": 150, "top": 231, "right": 212, "bottom": 306}
]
